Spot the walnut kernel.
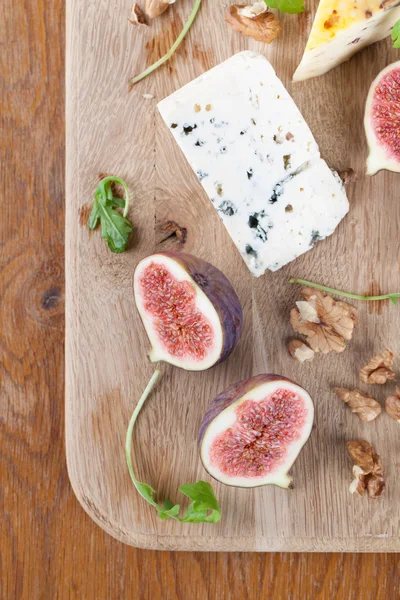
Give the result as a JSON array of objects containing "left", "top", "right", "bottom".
[
  {"left": 290, "top": 288, "right": 357, "bottom": 354},
  {"left": 333, "top": 388, "right": 381, "bottom": 422},
  {"left": 296, "top": 299, "right": 319, "bottom": 323},
  {"left": 360, "top": 350, "right": 396, "bottom": 384},
  {"left": 145, "top": 0, "right": 174, "bottom": 19},
  {"left": 349, "top": 465, "right": 367, "bottom": 496},
  {"left": 347, "top": 440, "right": 385, "bottom": 499},
  {"left": 225, "top": 5, "right": 282, "bottom": 44},
  {"left": 128, "top": 3, "right": 148, "bottom": 25},
  {"left": 367, "top": 475, "right": 386, "bottom": 499},
  {"left": 238, "top": 1, "right": 268, "bottom": 17},
  {"left": 287, "top": 339, "right": 315, "bottom": 363},
  {"left": 385, "top": 387, "right": 400, "bottom": 422}
]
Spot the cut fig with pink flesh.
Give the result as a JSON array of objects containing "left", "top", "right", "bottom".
[
  {"left": 134, "top": 251, "right": 243, "bottom": 371},
  {"left": 199, "top": 374, "right": 314, "bottom": 488},
  {"left": 365, "top": 61, "right": 400, "bottom": 175}
]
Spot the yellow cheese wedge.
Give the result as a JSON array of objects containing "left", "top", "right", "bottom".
[{"left": 293, "top": 0, "right": 400, "bottom": 81}]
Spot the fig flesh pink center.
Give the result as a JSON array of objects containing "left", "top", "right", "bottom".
[
  {"left": 138, "top": 262, "right": 215, "bottom": 362},
  {"left": 209, "top": 389, "right": 308, "bottom": 479},
  {"left": 370, "top": 67, "right": 400, "bottom": 162}
]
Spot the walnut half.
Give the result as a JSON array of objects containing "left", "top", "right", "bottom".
[
  {"left": 290, "top": 288, "right": 358, "bottom": 354},
  {"left": 225, "top": 4, "right": 282, "bottom": 44},
  {"left": 347, "top": 440, "right": 385, "bottom": 499},
  {"left": 386, "top": 387, "right": 400, "bottom": 423},
  {"left": 333, "top": 388, "right": 381, "bottom": 422},
  {"left": 359, "top": 349, "right": 396, "bottom": 384}
]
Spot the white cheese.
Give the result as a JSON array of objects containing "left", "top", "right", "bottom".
[
  {"left": 158, "top": 51, "right": 349, "bottom": 277},
  {"left": 293, "top": 0, "right": 400, "bottom": 82},
  {"left": 232, "top": 159, "right": 349, "bottom": 274}
]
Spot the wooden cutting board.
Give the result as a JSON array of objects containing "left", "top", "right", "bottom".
[{"left": 66, "top": 0, "right": 400, "bottom": 551}]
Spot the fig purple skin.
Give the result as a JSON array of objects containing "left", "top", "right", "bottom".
[
  {"left": 160, "top": 251, "right": 243, "bottom": 366},
  {"left": 199, "top": 374, "right": 314, "bottom": 488},
  {"left": 134, "top": 251, "right": 243, "bottom": 371}
]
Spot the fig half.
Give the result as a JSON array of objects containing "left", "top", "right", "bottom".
[
  {"left": 199, "top": 374, "right": 314, "bottom": 488},
  {"left": 365, "top": 60, "right": 400, "bottom": 175},
  {"left": 134, "top": 251, "right": 243, "bottom": 371}
]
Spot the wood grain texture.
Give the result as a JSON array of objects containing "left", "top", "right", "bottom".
[
  {"left": 3, "top": 0, "right": 400, "bottom": 597},
  {"left": 65, "top": 0, "right": 400, "bottom": 551}
]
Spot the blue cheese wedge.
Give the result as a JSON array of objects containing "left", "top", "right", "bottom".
[{"left": 158, "top": 51, "right": 349, "bottom": 277}]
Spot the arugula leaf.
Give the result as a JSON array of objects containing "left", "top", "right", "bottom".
[
  {"left": 289, "top": 277, "right": 400, "bottom": 304},
  {"left": 393, "top": 20, "right": 400, "bottom": 48},
  {"left": 125, "top": 370, "right": 221, "bottom": 523},
  {"left": 109, "top": 197, "right": 126, "bottom": 208},
  {"left": 88, "top": 197, "right": 100, "bottom": 229},
  {"left": 265, "top": 0, "right": 304, "bottom": 14},
  {"left": 179, "top": 481, "right": 221, "bottom": 523},
  {"left": 88, "top": 176, "right": 133, "bottom": 253}
]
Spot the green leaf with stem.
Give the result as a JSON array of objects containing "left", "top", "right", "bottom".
[
  {"left": 88, "top": 176, "right": 133, "bottom": 253},
  {"left": 289, "top": 278, "right": 400, "bottom": 305},
  {"left": 129, "top": 0, "right": 201, "bottom": 88},
  {"left": 392, "top": 20, "right": 400, "bottom": 48},
  {"left": 125, "top": 370, "right": 221, "bottom": 523}
]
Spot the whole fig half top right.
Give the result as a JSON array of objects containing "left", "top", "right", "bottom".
[{"left": 365, "top": 61, "right": 400, "bottom": 176}]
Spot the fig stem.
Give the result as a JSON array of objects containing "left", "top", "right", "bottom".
[
  {"left": 125, "top": 369, "right": 161, "bottom": 491},
  {"left": 128, "top": 0, "right": 201, "bottom": 88},
  {"left": 289, "top": 278, "right": 400, "bottom": 305}
]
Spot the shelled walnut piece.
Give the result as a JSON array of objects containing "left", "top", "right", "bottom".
[
  {"left": 128, "top": 3, "right": 148, "bottom": 25},
  {"left": 290, "top": 288, "right": 358, "bottom": 354},
  {"left": 225, "top": 3, "right": 282, "bottom": 44},
  {"left": 360, "top": 349, "right": 396, "bottom": 384},
  {"left": 333, "top": 388, "right": 381, "bottom": 422},
  {"left": 347, "top": 440, "right": 385, "bottom": 499},
  {"left": 145, "top": 0, "right": 175, "bottom": 19},
  {"left": 386, "top": 387, "right": 400, "bottom": 422},
  {"left": 287, "top": 339, "right": 315, "bottom": 363}
]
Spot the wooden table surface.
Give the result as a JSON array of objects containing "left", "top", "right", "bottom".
[{"left": 2, "top": 0, "right": 400, "bottom": 597}]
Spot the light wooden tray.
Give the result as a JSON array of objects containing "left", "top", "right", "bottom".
[{"left": 66, "top": 0, "right": 400, "bottom": 550}]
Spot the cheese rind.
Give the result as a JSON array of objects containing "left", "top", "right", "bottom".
[
  {"left": 293, "top": 0, "right": 400, "bottom": 81},
  {"left": 158, "top": 51, "right": 349, "bottom": 277}
]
